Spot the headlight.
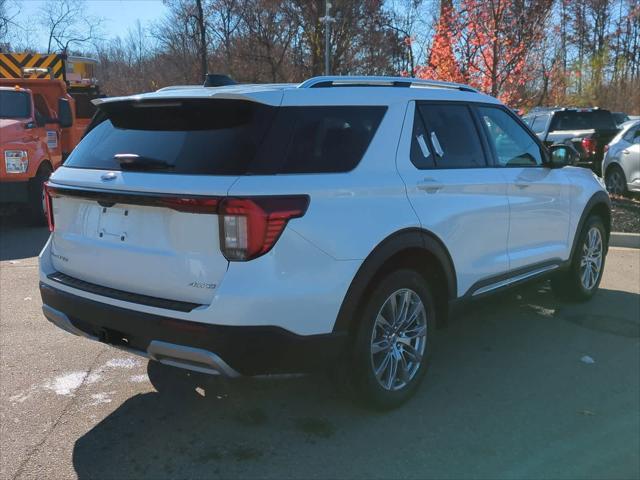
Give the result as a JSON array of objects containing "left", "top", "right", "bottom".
[{"left": 4, "top": 150, "right": 29, "bottom": 174}]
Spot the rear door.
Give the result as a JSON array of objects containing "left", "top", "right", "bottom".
[
  {"left": 47, "top": 98, "right": 279, "bottom": 305},
  {"left": 396, "top": 101, "right": 510, "bottom": 297},
  {"left": 475, "top": 105, "right": 571, "bottom": 269}
]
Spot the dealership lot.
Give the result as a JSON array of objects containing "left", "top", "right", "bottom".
[{"left": 1, "top": 218, "right": 639, "bottom": 480}]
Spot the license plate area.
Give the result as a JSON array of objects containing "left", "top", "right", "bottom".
[{"left": 97, "top": 205, "right": 131, "bottom": 242}]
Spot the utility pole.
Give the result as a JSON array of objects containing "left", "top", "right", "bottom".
[{"left": 320, "top": 0, "right": 335, "bottom": 75}]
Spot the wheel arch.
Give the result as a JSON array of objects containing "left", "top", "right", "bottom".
[
  {"left": 332, "top": 228, "right": 457, "bottom": 336},
  {"left": 570, "top": 190, "right": 611, "bottom": 260}
]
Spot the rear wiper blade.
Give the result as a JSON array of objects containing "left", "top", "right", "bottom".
[{"left": 113, "top": 154, "right": 174, "bottom": 171}]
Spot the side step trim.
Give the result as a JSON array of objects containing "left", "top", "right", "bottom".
[{"left": 471, "top": 264, "right": 560, "bottom": 297}]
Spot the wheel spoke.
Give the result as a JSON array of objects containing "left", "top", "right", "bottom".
[
  {"left": 402, "top": 344, "right": 423, "bottom": 364},
  {"left": 397, "top": 325, "right": 427, "bottom": 345},
  {"left": 385, "top": 353, "right": 399, "bottom": 390},
  {"left": 371, "top": 339, "right": 390, "bottom": 354},
  {"left": 375, "top": 352, "right": 392, "bottom": 380}
]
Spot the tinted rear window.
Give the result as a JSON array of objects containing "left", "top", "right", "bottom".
[
  {"left": 550, "top": 111, "right": 617, "bottom": 131},
  {"left": 64, "top": 100, "right": 386, "bottom": 175}
]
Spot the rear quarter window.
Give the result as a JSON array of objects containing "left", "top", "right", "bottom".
[{"left": 64, "top": 100, "right": 386, "bottom": 175}]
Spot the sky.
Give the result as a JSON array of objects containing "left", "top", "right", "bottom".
[{"left": 17, "top": 0, "right": 168, "bottom": 50}]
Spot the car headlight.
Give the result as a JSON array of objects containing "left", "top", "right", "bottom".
[{"left": 4, "top": 150, "right": 29, "bottom": 174}]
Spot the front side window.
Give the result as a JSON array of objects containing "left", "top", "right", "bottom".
[
  {"left": 410, "top": 108, "right": 435, "bottom": 169},
  {"left": 478, "top": 106, "right": 544, "bottom": 167},
  {"left": 623, "top": 124, "right": 640, "bottom": 143},
  {"left": 417, "top": 103, "right": 487, "bottom": 168}
]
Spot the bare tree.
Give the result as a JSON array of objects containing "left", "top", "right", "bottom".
[{"left": 39, "top": 0, "right": 104, "bottom": 54}]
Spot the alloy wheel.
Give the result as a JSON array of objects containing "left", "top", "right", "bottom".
[
  {"left": 370, "top": 288, "right": 427, "bottom": 391},
  {"left": 606, "top": 169, "right": 625, "bottom": 195},
  {"left": 580, "top": 227, "right": 603, "bottom": 290}
]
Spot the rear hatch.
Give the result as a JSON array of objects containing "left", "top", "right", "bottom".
[{"left": 46, "top": 97, "right": 280, "bottom": 306}]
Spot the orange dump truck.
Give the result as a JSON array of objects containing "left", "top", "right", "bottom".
[
  {"left": 0, "top": 77, "right": 77, "bottom": 223},
  {"left": 0, "top": 53, "right": 103, "bottom": 222}
]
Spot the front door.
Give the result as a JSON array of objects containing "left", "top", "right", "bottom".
[
  {"left": 475, "top": 105, "right": 572, "bottom": 270},
  {"left": 395, "top": 102, "right": 510, "bottom": 297}
]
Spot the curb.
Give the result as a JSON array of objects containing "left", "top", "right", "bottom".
[{"left": 610, "top": 232, "right": 640, "bottom": 249}]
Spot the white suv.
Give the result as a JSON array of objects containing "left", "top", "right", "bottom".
[{"left": 39, "top": 76, "right": 611, "bottom": 409}]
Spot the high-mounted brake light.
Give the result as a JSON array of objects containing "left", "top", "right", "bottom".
[{"left": 219, "top": 196, "right": 309, "bottom": 261}]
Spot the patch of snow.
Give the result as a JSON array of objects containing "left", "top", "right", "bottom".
[
  {"left": 105, "top": 358, "right": 139, "bottom": 369},
  {"left": 129, "top": 374, "right": 148, "bottom": 383},
  {"left": 88, "top": 392, "right": 113, "bottom": 406},
  {"left": 580, "top": 355, "right": 595, "bottom": 364},
  {"left": 44, "top": 372, "right": 87, "bottom": 396}
]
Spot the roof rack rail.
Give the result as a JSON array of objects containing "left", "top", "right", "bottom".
[{"left": 298, "top": 76, "right": 478, "bottom": 93}]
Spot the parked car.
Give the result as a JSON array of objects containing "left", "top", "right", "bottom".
[
  {"left": 611, "top": 111, "right": 630, "bottom": 127},
  {"left": 522, "top": 107, "right": 619, "bottom": 174},
  {"left": 39, "top": 76, "right": 611, "bottom": 409},
  {"left": 602, "top": 120, "right": 640, "bottom": 195}
]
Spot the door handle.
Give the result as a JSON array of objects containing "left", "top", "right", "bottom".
[
  {"left": 515, "top": 183, "right": 530, "bottom": 189},
  {"left": 417, "top": 178, "right": 443, "bottom": 194},
  {"left": 622, "top": 149, "right": 630, "bottom": 155}
]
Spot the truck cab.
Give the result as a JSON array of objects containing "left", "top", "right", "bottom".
[{"left": 0, "top": 79, "right": 76, "bottom": 223}]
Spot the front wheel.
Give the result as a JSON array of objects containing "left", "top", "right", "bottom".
[
  {"left": 350, "top": 269, "right": 436, "bottom": 410},
  {"left": 27, "top": 163, "right": 52, "bottom": 226},
  {"left": 552, "top": 215, "right": 607, "bottom": 301}
]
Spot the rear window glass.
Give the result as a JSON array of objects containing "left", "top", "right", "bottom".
[
  {"left": 550, "top": 111, "right": 617, "bottom": 131},
  {"left": 0, "top": 90, "right": 31, "bottom": 118},
  {"left": 64, "top": 100, "right": 386, "bottom": 175}
]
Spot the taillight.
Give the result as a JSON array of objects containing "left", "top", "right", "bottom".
[
  {"left": 219, "top": 196, "right": 309, "bottom": 261},
  {"left": 44, "top": 182, "right": 55, "bottom": 232},
  {"left": 581, "top": 137, "right": 597, "bottom": 155}
]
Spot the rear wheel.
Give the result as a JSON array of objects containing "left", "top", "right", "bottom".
[
  {"left": 350, "top": 269, "right": 435, "bottom": 410},
  {"left": 27, "top": 163, "right": 52, "bottom": 226},
  {"left": 605, "top": 164, "right": 627, "bottom": 196},
  {"left": 552, "top": 215, "right": 607, "bottom": 301}
]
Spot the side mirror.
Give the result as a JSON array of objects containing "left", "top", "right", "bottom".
[
  {"left": 58, "top": 98, "right": 73, "bottom": 128},
  {"left": 548, "top": 144, "right": 577, "bottom": 168}
]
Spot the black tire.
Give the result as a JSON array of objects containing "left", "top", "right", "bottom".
[
  {"left": 605, "top": 164, "right": 627, "bottom": 196},
  {"left": 349, "top": 269, "right": 436, "bottom": 410},
  {"left": 551, "top": 215, "right": 607, "bottom": 302},
  {"left": 27, "top": 163, "right": 53, "bottom": 226},
  {"left": 147, "top": 360, "right": 205, "bottom": 397}
]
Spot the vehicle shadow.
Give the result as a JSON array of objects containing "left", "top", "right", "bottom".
[
  {"left": 72, "top": 282, "right": 640, "bottom": 479},
  {"left": 0, "top": 214, "right": 49, "bottom": 261}
]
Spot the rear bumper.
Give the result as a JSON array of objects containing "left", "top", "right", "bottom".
[
  {"left": 40, "top": 282, "right": 348, "bottom": 376},
  {"left": 0, "top": 180, "right": 29, "bottom": 203}
]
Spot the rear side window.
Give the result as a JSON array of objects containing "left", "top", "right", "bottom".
[
  {"left": 417, "top": 103, "right": 486, "bottom": 168},
  {"left": 549, "top": 110, "right": 617, "bottom": 131},
  {"left": 64, "top": 100, "right": 386, "bottom": 175}
]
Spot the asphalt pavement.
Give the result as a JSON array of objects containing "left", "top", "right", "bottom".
[{"left": 1, "top": 217, "right": 639, "bottom": 480}]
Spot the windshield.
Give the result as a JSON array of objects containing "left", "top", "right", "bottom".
[
  {"left": 0, "top": 90, "right": 31, "bottom": 119},
  {"left": 550, "top": 110, "right": 617, "bottom": 131}
]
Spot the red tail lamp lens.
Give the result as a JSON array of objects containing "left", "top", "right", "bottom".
[{"left": 219, "top": 196, "right": 309, "bottom": 261}]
